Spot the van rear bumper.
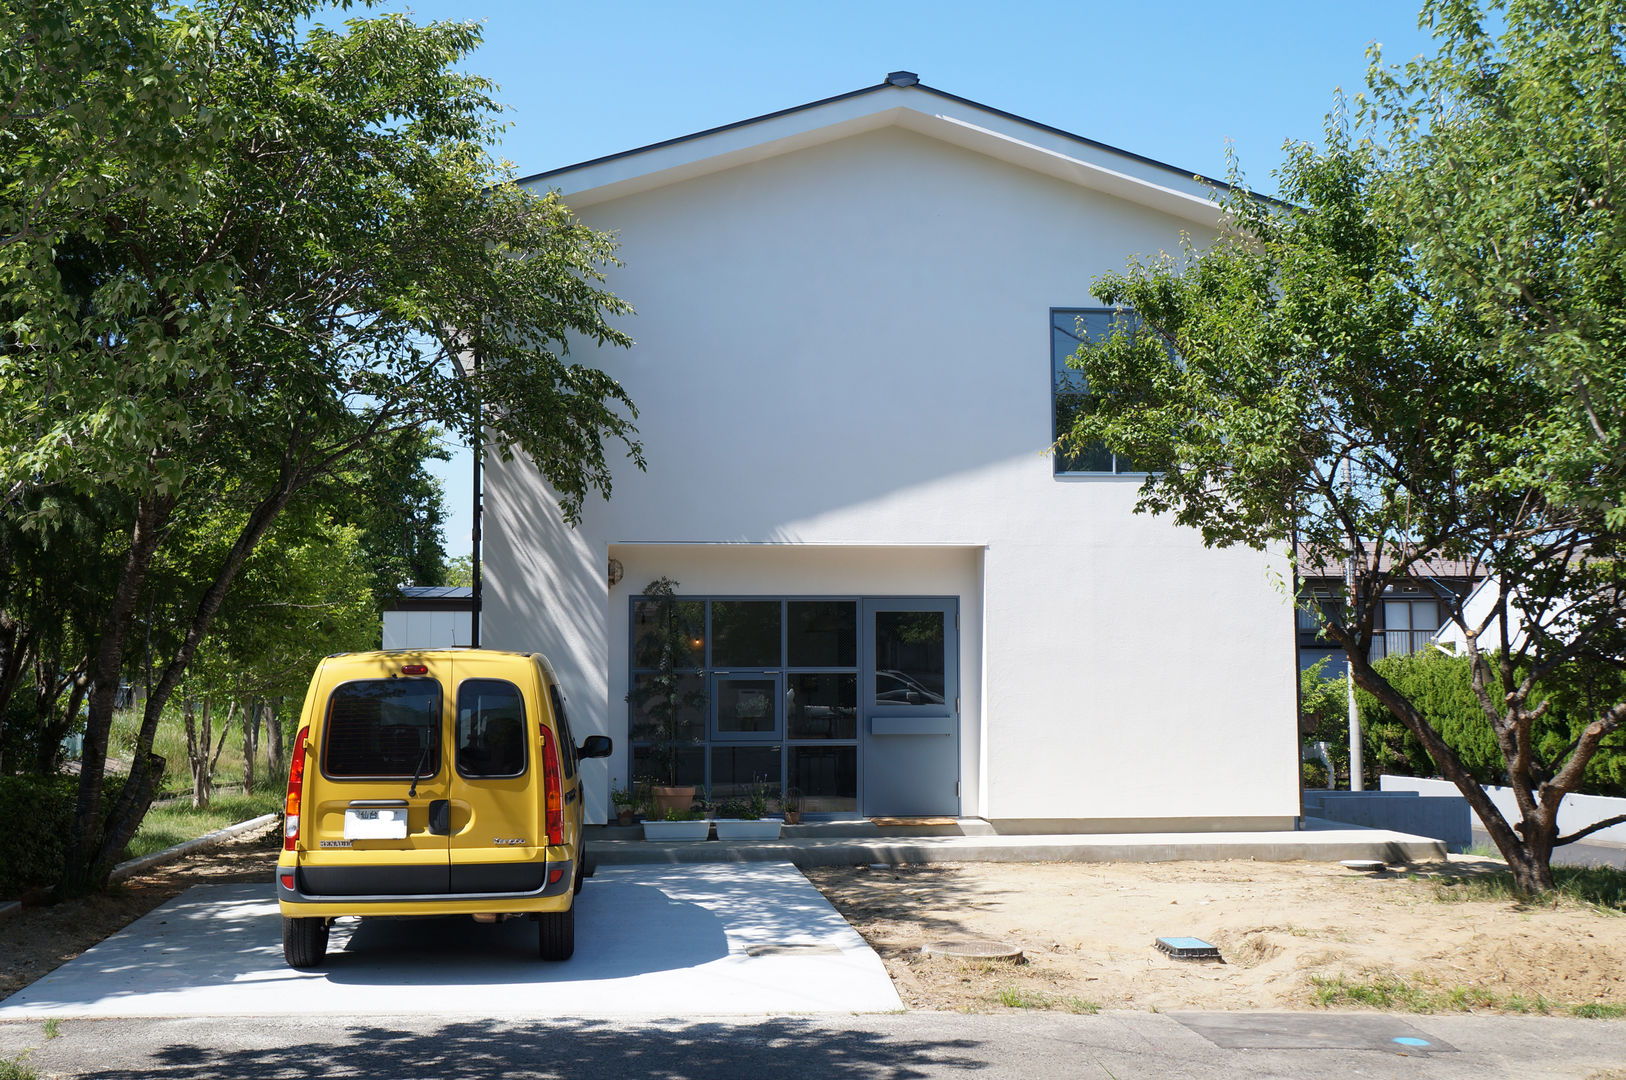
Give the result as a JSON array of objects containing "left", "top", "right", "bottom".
[{"left": 276, "top": 858, "right": 574, "bottom": 915}]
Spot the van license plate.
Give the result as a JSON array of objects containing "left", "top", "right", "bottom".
[{"left": 344, "top": 807, "right": 408, "bottom": 840}]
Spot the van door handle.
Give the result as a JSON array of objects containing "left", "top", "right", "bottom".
[
  {"left": 564, "top": 788, "right": 578, "bottom": 805},
  {"left": 427, "top": 800, "right": 450, "bottom": 835}
]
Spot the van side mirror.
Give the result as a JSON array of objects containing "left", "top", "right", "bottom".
[{"left": 577, "top": 735, "right": 613, "bottom": 759}]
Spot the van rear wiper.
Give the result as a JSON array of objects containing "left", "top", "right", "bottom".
[{"left": 407, "top": 740, "right": 432, "bottom": 798}]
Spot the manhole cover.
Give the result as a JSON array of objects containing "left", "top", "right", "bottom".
[
  {"left": 920, "top": 938, "right": 1024, "bottom": 961},
  {"left": 1340, "top": 859, "right": 1389, "bottom": 873}
]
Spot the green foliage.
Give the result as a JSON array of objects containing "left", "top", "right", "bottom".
[
  {"left": 0, "top": 1055, "right": 39, "bottom": 1080},
  {"left": 0, "top": 774, "right": 126, "bottom": 894},
  {"left": 1062, "top": 0, "right": 1626, "bottom": 890},
  {"left": 629, "top": 579, "right": 707, "bottom": 787},
  {"left": 0, "top": 0, "right": 642, "bottom": 888}
]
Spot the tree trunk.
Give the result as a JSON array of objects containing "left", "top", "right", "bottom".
[
  {"left": 1346, "top": 651, "right": 1558, "bottom": 892},
  {"left": 84, "top": 474, "right": 309, "bottom": 885},
  {"left": 60, "top": 494, "right": 174, "bottom": 895},
  {"left": 242, "top": 702, "right": 257, "bottom": 794},
  {"left": 184, "top": 696, "right": 212, "bottom": 809},
  {"left": 266, "top": 700, "right": 283, "bottom": 784}
]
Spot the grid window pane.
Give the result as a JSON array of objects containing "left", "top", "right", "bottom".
[
  {"left": 632, "top": 744, "right": 705, "bottom": 789},
  {"left": 633, "top": 599, "right": 705, "bottom": 669},
  {"left": 787, "top": 601, "right": 857, "bottom": 667},
  {"left": 630, "top": 673, "right": 706, "bottom": 742},
  {"left": 711, "top": 601, "right": 781, "bottom": 667},
  {"left": 789, "top": 746, "right": 857, "bottom": 813},
  {"left": 716, "top": 677, "right": 778, "bottom": 735},
  {"left": 710, "top": 745, "right": 780, "bottom": 799},
  {"left": 787, "top": 673, "right": 857, "bottom": 739}
]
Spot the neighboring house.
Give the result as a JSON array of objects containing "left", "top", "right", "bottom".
[
  {"left": 482, "top": 72, "right": 1300, "bottom": 828},
  {"left": 383, "top": 586, "right": 474, "bottom": 649},
  {"left": 1295, "top": 544, "right": 1487, "bottom": 676}
]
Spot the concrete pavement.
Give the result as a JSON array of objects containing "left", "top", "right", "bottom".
[
  {"left": 0, "top": 864, "right": 901, "bottom": 1020},
  {"left": 3, "top": 1011, "right": 1624, "bottom": 1079}
]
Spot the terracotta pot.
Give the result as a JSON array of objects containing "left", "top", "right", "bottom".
[
  {"left": 616, "top": 808, "right": 636, "bottom": 827},
  {"left": 649, "top": 785, "right": 697, "bottom": 815},
  {"left": 783, "top": 810, "right": 801, "bottom": 825}
]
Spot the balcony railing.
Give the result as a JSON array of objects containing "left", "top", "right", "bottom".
[{"left": 1370, "top": 629, "right": 1436, "bottom": 660}]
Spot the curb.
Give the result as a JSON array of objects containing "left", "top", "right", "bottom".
[
  {"left": 109, "top": 813, "right": 279, "bottom": 885},
  {"left": 0, "top": 900, "right": 19, "bottom": 923}
]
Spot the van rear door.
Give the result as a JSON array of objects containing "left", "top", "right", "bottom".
[
  {"left": 300, "top": 671, "right": 452, "bottom": 895},
  {"left": 446, "top": 653, "right": 548, "bottom": 893}
]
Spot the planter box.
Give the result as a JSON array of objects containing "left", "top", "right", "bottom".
[
  {"left": 641, "top": 819, "right": 710, "bottom": 841},
  {"left": 713, "top": 818, "right": 783, "bottom": 841}
]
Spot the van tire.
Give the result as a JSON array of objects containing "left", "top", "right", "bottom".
[
  {"left": 283, "top": 916, "right": 329, "bottom": 969},
  {"left": 538, "top": 906, "right": 575, "bottom": 961}
]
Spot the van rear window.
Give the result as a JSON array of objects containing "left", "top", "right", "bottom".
[
  {"left": 457, "top": 679, "right": 527, "bottom": 778},
  {"left": 324, "top": 679, "right": 442, "bottom": 778}
]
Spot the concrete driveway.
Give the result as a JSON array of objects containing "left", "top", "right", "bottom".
[{"left": 0, "top": 863, "right": 902, "bottom": 1019}]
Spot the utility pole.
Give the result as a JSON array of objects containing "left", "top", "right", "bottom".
[{"left": 1345, "top": 456, "right": 1362, "bottom": 791}]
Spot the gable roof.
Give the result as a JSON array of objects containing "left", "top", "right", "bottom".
[{"left": 518, "top": 72, "right": 1259, "bottom": 226}]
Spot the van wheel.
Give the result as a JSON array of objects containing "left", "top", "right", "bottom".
[
  {"left": 538, "top": 906, "right": 575, "bottom": 961},
  {"left": 283, "top": 916, "right": 329, "bottom": 969}
]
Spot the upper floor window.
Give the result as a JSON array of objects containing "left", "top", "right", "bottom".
[{"left": 1051, "top": 308, "right": 1138, "bottom": 475}]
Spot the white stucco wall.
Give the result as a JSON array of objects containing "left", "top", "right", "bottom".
[{"left": 484, "top": 122, "right": 1300, "bottom": 827}]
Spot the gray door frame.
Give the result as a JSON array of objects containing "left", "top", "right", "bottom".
[{"left": 859, "top": 597, "right": 960, "bottom": 817}]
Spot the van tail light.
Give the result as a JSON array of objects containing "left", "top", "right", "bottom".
[
  {"left": 284, "top": 725, "right": 309, "bottom": 852},
  {"left": 540, "top": 725, "right": 564, "bottom": 847}
]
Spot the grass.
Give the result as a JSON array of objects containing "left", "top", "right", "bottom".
[
  {"left": 1430, "top": 864, "right": 1626, "bottom": 913},
  {"left": 40, "top": 1020, "right": 57, "bottom": 1040},
  {"left": 123, "top": 790, "right": 282, "bottom": 861},
  {"left": 0, "top": 1056, "right": 38, "bottom": 1080},
  {"left": 993, "top": 987, "right": 1100, "bottom": 1014},
  {"left": 1311, "top": 974, "right": 1622, "bottom": 1018},
  {"left": 108, "top": 702, "right": 272, "bottom": 798}
]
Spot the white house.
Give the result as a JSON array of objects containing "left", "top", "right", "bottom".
[{"left": 482, "top": 72, "right": 1300, "bottom": 830}]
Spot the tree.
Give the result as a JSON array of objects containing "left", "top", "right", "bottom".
[
  {"left": 1060, "top": 6, "right": 1624, "bottom": 889},
  {"left": 1, "top": 2, "right": 643, "bottom": 891}
]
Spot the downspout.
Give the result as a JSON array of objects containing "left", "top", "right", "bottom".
[{"left": 470, "top": 350, "right": 483, "bottom": 649}]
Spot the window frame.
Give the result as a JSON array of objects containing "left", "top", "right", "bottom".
[{"left": 1050, "top": 306, "right": 1148, "bottom": 478}]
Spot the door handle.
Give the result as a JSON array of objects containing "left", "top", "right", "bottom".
[{"left": 427, "top": 799, "right": 450, "bottom": 835}]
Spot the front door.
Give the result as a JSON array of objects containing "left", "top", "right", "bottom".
[{"left": 860, "top": 598, "right": 959, "bottom": 816}]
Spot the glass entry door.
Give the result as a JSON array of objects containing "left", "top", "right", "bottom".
[{"left": 860, "top": 598, "right": 959, "bottom": 816}]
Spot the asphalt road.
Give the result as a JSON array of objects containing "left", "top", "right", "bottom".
[{"left": 3, "top": 1011, "right": 1624, "bottom": 1079}]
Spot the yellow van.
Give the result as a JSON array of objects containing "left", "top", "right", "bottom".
[{"left": 275, "top": 648, "right": 610, "bottom": 967}]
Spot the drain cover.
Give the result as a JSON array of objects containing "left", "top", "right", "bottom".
[
  {"left": 1340, "top": 859, "right": 1389, "bottom": 873},
  {"left": 921, "top": 938, "right": 1024, "bottom": 961},
  {"left": 1155, "top": 936, "right": 1221, "bottom": 960}
]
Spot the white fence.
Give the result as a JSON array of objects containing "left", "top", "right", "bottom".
[{"left": 1380, "top": 775, "right": 1626, "bottom": 846}]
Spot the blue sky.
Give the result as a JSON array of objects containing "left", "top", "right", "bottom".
[{"left": 371, "top": 0, "right": 1444, "bottom": 558}]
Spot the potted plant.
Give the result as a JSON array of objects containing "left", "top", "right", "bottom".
[
  {"left": 640, "top": 804, "right": 710, "bottom": 841},
  {"left": 712, "top": 782, "right": 782, "bottom": 840},
  {"left": 628, "top": 578, "right": 705, "bottom": 815},
  {"left": 781, "top": 786, "right": 802, "bottom": 826},
  {"left": 611, "top": 784, "right": 638, "bottom": 827}
]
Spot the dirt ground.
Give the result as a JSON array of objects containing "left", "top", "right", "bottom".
[
  {"left": 0, "top": 823, "right": 280, "bottom": 1001},
  {"left": 803, "top": 858, "right": 1626, "bottom": 1015}
]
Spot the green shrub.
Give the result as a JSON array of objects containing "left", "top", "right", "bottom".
[
  {"left": 0, "top": 774, "right": 126, "bottom": 895},
  {"left": 1304, "top": 648, "right": 1626, "bottom": 797}
]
